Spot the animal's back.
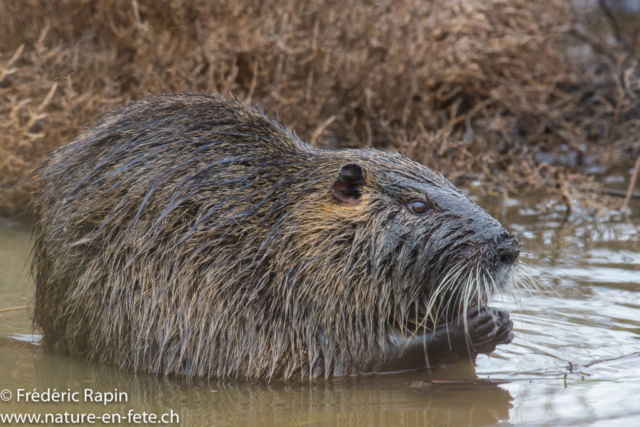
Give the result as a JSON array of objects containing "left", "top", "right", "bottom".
[{"left": 33, "top": 94, "right": 338, "bottom": 378}]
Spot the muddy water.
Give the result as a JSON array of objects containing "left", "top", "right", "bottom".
[{"left": 0, "top": 196, "right": 639, "bottom": 427}]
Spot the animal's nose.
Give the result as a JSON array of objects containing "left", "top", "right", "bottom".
[{"left": 495, "top": 231, "right": 520, "bottom": 265}]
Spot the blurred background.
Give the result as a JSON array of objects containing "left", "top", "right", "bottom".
[
  {"left": 1, "top": 2, "right": 640, "bottom": 426},
  {"left": 1, "top": 0, "right": 639, "bottom": 216}
]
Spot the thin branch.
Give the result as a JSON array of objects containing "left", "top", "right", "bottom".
[
  {"left": 622, "top": 156, "right": 640, "bottom": 210},
  {"left": 0, "top": 306, "right": 28, "bottom": 313}
]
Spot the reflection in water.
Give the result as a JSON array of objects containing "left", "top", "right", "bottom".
[
  {"left": 0, "top": 336, "right": 514, "bottom": 426},
  {"left": 1, "top": 195, "right": 639, "bottom": 426}
]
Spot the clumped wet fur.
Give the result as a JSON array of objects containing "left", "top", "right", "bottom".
[{"left": 32, "top": 94, "right": 518, "bottom": 380}]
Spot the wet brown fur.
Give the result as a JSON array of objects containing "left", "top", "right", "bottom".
[{"left": 32, "top": 93, "right": 517, "bottom": 380}]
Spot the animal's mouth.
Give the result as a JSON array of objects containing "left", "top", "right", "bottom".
[{"left": 400, "top": 259, "right": 516, "bottom": 333}]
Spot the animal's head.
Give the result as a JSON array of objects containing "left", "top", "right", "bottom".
[{"left": 286, "top": 149, "right": 519, "bottom": 337}]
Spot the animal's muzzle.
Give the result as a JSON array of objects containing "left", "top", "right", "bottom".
[{"left": 494, "top": 231, "right": 520, "bottom": 265}]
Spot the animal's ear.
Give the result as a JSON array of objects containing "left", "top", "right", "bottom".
[{"left": 332, "top": 163, "right": 367, "bottom": 206}]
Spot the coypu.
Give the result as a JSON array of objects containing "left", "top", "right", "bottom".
[{"left": 31, "top": 93, "right": 518, "bottom": 380}]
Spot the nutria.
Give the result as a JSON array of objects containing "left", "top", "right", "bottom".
[{"left": 31, "top": 93, "right": 518, "bottom": 380}]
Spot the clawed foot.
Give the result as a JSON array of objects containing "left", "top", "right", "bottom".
[
  {"left": 461, "top": 307, "right": 514, "bottom": 354},
  {"left": 371, "top": 306, "right": 514, "bottom": 373},
  {"left": 429, "top": 306, "right": 514, "bottom": 359}
]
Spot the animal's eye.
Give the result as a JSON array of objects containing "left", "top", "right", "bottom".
[{"left": 407, "top": 199, "right": 429, "bottom": 215}]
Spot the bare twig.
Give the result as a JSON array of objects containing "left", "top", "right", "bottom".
[
  {"left": 309, "top": 115, "right": 336, "bottom": 147},
  {"left": 0, "top": 306, "right": 28, "bottom": 313},
  {"left": 598, "top": 0, "right": 635, "bottom": 57},
  {"left": 600, "top": 188, "right": 640, "bottom": 199},
  {"left": 622, "top": 156, "right": 640, "bottom": 211},
  {"left": 566, "top": 28, "right": 616, "bottom": 62}
]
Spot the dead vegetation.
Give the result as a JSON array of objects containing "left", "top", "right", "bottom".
[{"left": 1, "top": 0, "right": 639, "bottom": 215}]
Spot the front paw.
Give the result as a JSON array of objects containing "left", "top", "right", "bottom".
[{"left": 464, "top": 307, "right": 514, "bottom": 354}]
